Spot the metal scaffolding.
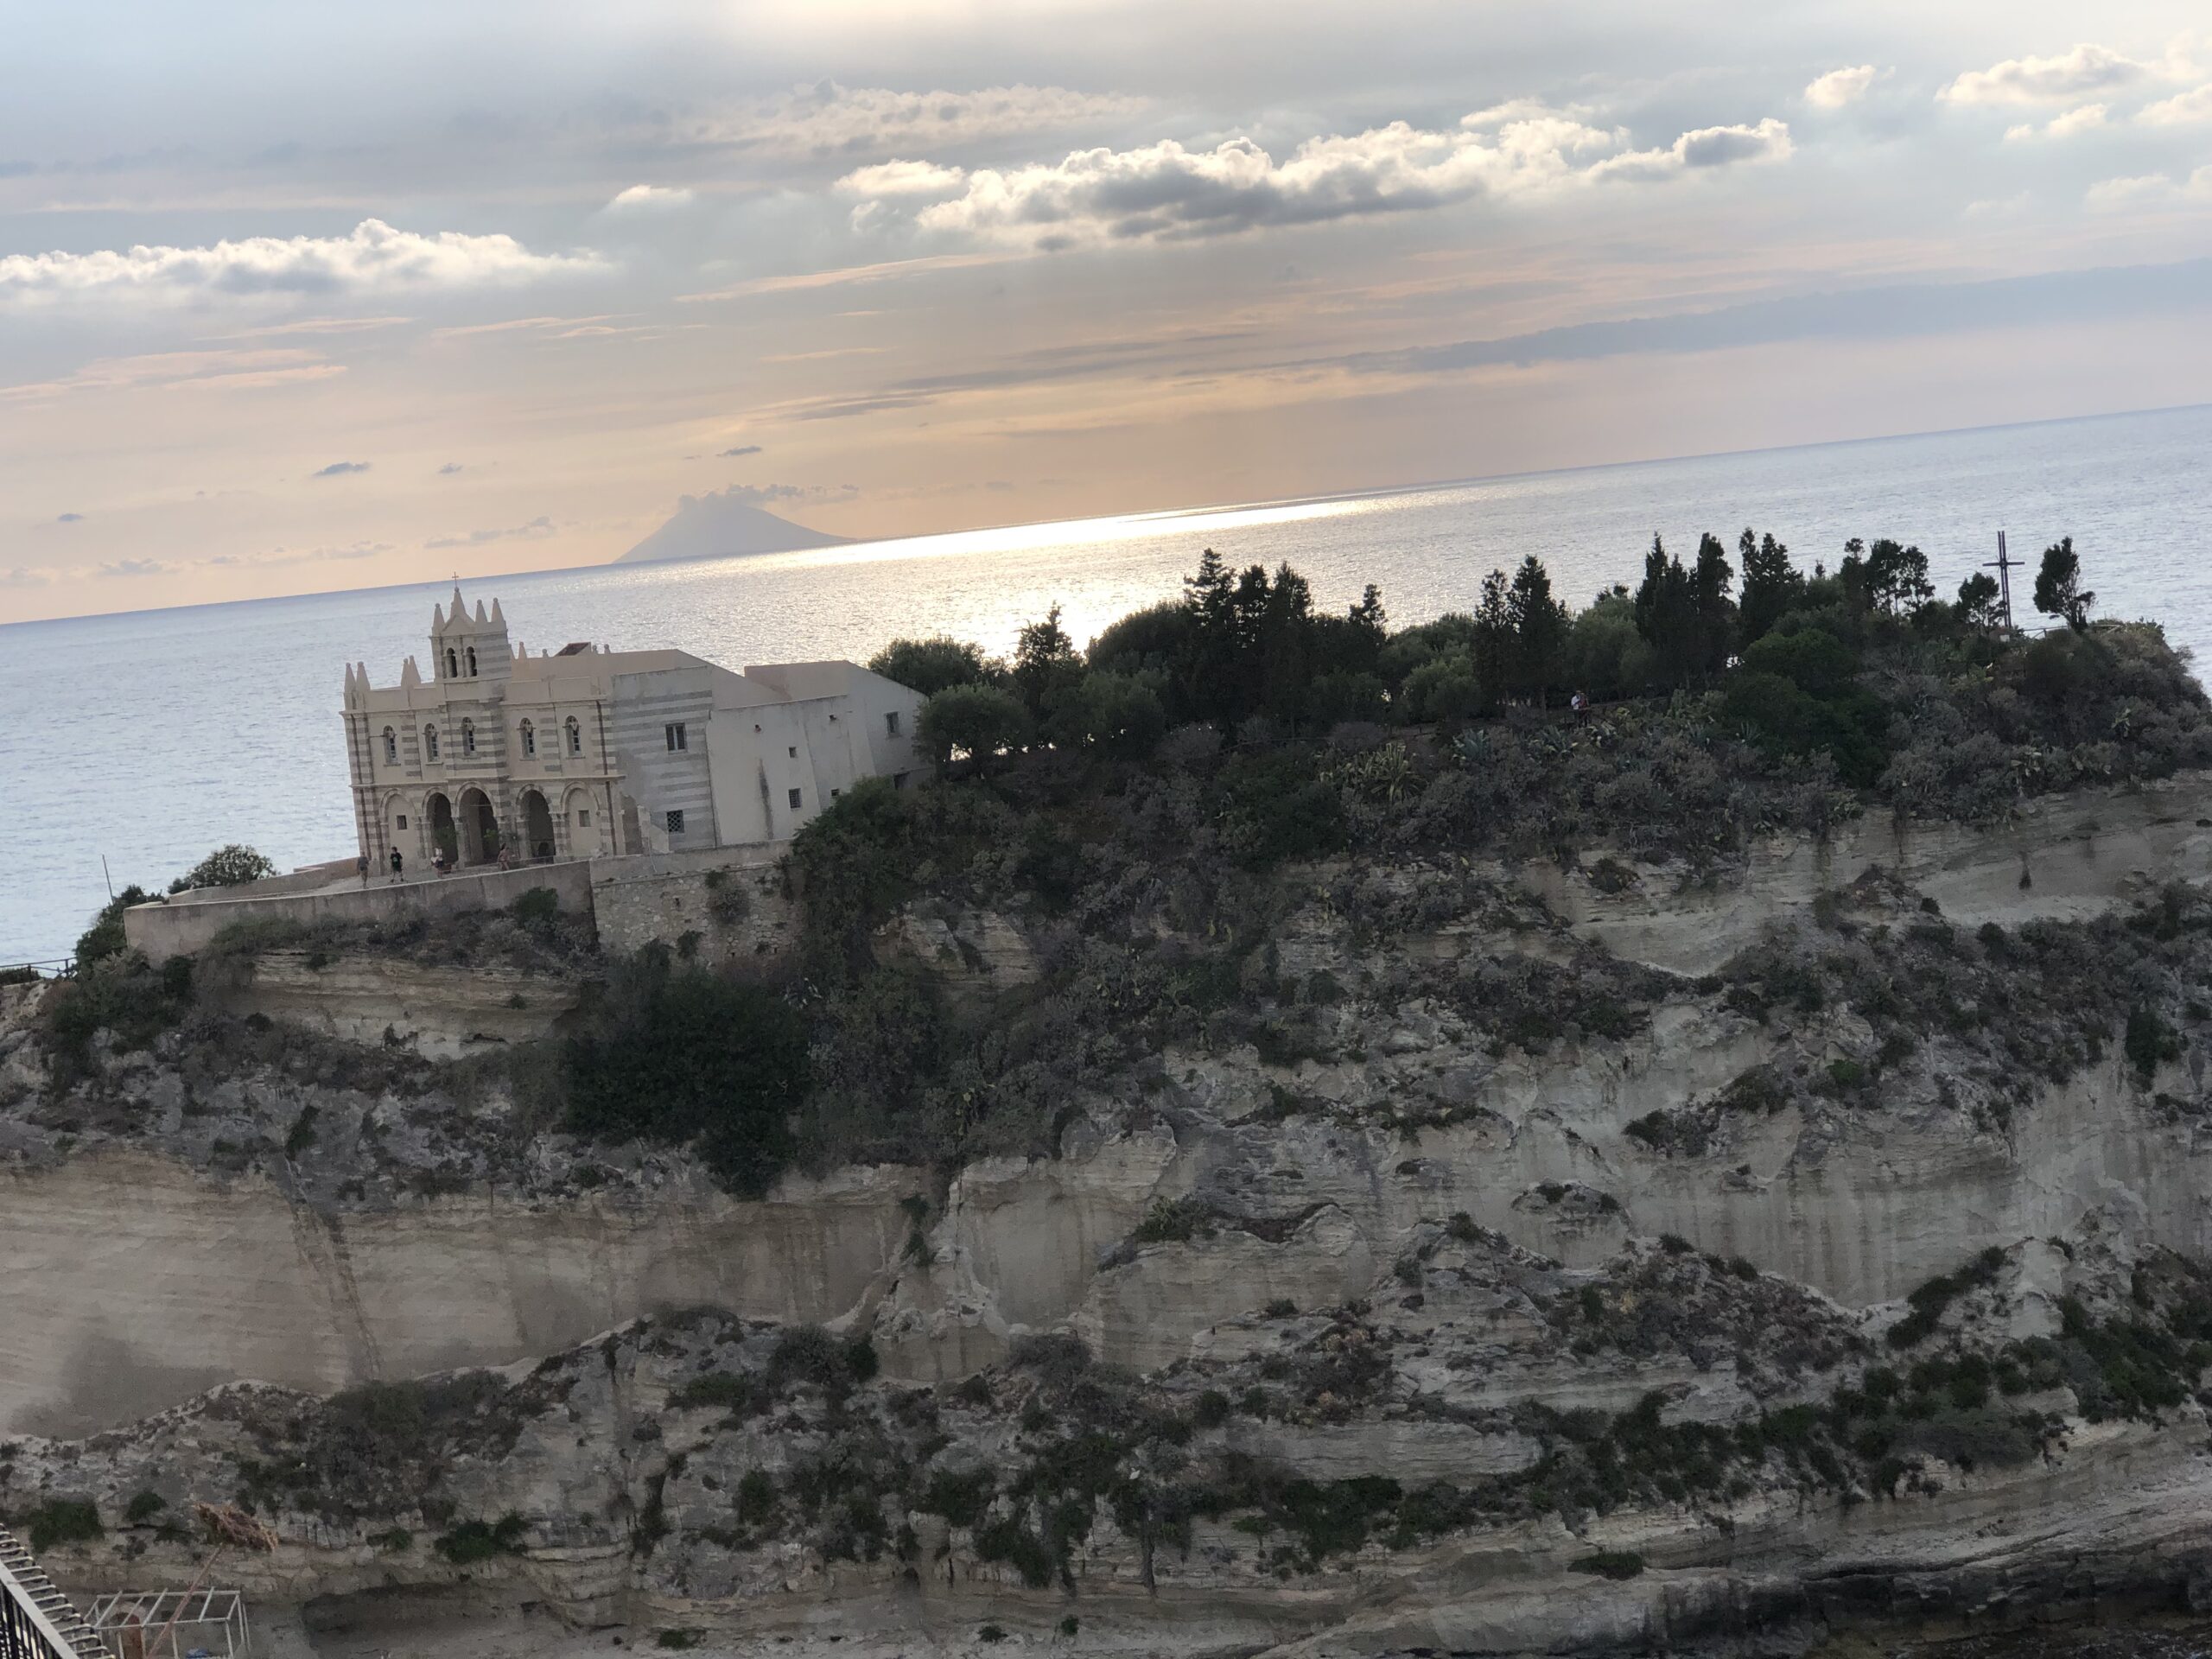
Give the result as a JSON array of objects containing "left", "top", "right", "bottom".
[{"left": 86, "top": 1592, "right": 248, "bottom": 1659}]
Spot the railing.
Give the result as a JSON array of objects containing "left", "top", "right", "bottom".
[
  {"left": 0, "top": 1523, "right": 111, "bottom": 1659},
  {"left": 0, "top": 959, "right": 73, "bottom": 982}
]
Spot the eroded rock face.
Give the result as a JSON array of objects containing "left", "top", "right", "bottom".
[
  {"left": 9, "top": 786, "right": 2212, "bottom": 1440},
  {"left": 9, "top": 1230, "right": 2211, "bottom": 1659},
  {"left": 12, "top": 784, "right": 2212, "bottom": 1655},
  {"left": 211, "top": 950, "right": 583, "bottom": 1058}
]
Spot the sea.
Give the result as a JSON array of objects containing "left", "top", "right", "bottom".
[{"left": 3, "top": 401, "right": 2209, "bottom": 965}]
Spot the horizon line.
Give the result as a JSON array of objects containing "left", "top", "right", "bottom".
[{"left": 7, "top": 395, "right": 2207, "bottom": 633}]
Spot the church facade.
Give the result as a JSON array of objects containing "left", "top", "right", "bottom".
[{"left": 340, "top": 588, "right": 925, "bottom": 869}]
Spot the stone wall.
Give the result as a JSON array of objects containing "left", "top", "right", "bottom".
[
  {"left": 123, "top": 861, "right": 595, "bottom": 964},
  {"left": 591, "top": 844, "right": 798, "bottom": 963}
]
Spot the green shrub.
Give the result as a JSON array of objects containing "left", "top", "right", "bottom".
[
  {"left": 435, "top": 1514, "right": 527, "bottom": 1564},
  {"left": 509, "top": 887, "right": 560, "bottom": 928},
  {"left": 669, "top": 1372, "right": 755, "bottom": 1413},
  {"left": 562, "top": 950, "right": 809, "bottom": 1197},
  {"left": 173, "top": 844, "right": 276, "bottom": 890},
  {"left": 921, "top": 1469, "right": 996, "bottom": 1529},
  {"left": 1131, "top": 1196, "right": 1215, "bottom": 1244},
  {"left": 27, "top": 1498, "right": 104, "bottom": 1552},
  {"left": 1571, "top": 1550, "right": 1645, "bottom": 1580},
  {"left": 975, "top": 1517, "right": 1058, "bottom": 1587},
  {"left": 2126, "top": 1003, "right": 2180, "bottom": 1082},
  {"left": 124, "top": 1490, "right": 167, "bottom": 1525},
  {"left": 655, "top": 1631, "right": 699, "bottom": 1650}
]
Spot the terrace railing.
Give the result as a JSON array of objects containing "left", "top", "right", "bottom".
[{"left": 0, "top": 1523, "right": 112, "bottom": 1659}]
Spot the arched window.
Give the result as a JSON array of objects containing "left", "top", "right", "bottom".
[
  {"left": 461, "top": 718, "right": 476, "bottom": 755},
  {"left": 565, "top": 716, "right": 582, "bottom": 756},
  {"left": 445, "top": 648, "right": 458, "bottom": 679},
  {"left": 467, "top": 646, "right": 479, "bottom": 677},
  {"left": 424, "top": 724, "right": 441, "bottom": 760},
  {"left": 520, "top": 720, "right": 536, "bottom": 758},
  {"left": 382, "top": 727, "right": 397, "bottom": 763}
]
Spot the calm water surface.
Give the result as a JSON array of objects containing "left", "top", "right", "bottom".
[{"left": 3, "top": 403, "right": 2209, "bottom": 963}]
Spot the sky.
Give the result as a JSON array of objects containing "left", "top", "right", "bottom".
[{"left": 2, "top": 0, "right": 2209, "bottom": 624}]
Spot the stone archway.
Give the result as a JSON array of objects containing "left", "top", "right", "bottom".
[
  {"left": 563, "top": 787, "right": 602, "bottom": 857},
  {"left": 520, "top": 789, "right": 556, "bottom": 861},
  {"left": 458, "top": 786, "right": 499, "bottom": 865},
  {"left": 426, "top": 791, "right": 457, "bottom": 866}
]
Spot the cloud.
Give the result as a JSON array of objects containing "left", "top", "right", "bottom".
[
  {"left": 0, "top": 346, "right": 343, "bottom": 404},
  {"left": 1587, "top": 118, "right": 1795, "bottom": 182},
  {"left": 838, "top": 160, "right": 969, "bottom": 197},
  {"left": 423, "top": 515, "right": 556, "bottom": 550},
  {"left": 99, "top": 558, "right": 164, "bottom": 578},
  {"left": 1, "top": 566, "right": 49, "bottom": 588},
  {"left": 1295, "top": 256, "right": 2212, "bottom": 378},
  {"left": 686, "top": 82, "right": 1146, "bottom": 158},
  {"left": 313, "top": 460, "right": 371, "bottom": 477},
  {"left": 225, "top": 540, "right": 391, "bottom": 569},
  {"left": 718, "top": 444, "right": 762, "bottom": 457},
  {"left": 0, "top": 219, "right": 600, "bottom": 306},
  {"left": 607, "top": 183, "right": 695, "bottom": 211},
  {"left": 2086, "top": 166, "right": 2212, "bottom": 210},
  {"left": 2008, "top": 103, "right": 2112, "bottom": 140},
  {"left": 1942, "top": 43, "right": 2154, "bottom": 105},
  {"left": 1805, "top": 66, "right": 1879, "bottom": 109},
  {"left": 438, "top": 461, "right": 464, "bottom": 474},
  {"left": 2139, "top": 82, "right": 2212, "bottom": 124},
  {"left": 55, "top": 512, "right": 83, "bottom": 523},
  {"left": 870, "top": 107, "right": 1788, "bottom": 250}
]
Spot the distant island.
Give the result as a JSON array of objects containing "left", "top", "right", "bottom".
[{"left": 615, "top": 486, "right": 849, "bottom": 565}]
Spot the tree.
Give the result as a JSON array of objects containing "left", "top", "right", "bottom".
[
  {"left": 1012, "top": 605, "right": 1084, "bottom": 720},
  {"left": 867, "top": 637, "right": 1001, "bottom": 697},
  {"left": 2035, "top": 536, "right": 2094, "bottom": 632},
  {"left": 1632, "top": 535, "right": 1700, "bottom": 689},
  {"left": 1863, "top": 538, "right": 1934, "bottom": 615},
  {"left": 173, "top": 844, "right": 276, "bottom": 892},
  {"left": 1471, "top": 569, "right": 1513, "bottom": 708},
  {"left": 1738, "top": 528, "right": 1802, "bottom": 644},
  {"left": 76, "top": 885, "right": 154, "bottom": 963},
  {"left": 1690, "top": 532, "right": 1737, "bottom": 676},
  {"left": 1048, "top": 671, "right": 1168, "bottom": 755},
  {"left": 918, "top": 684, "right": 1033, "bottom": 774},
  {"left": 1506, "top": 556, "right": 1571, "bottom": 703},
  {"left": 1179, "top": 548, "right": 1241, "bottom": 719},
  {"left": 1955, "top": 571, "right": 2003, "bottom": 632},
  {"left": 1402, "top": 653, "right": 1482, "bottom": 722},
  {"left": 1257, "top": 563, "right": 1315, "bottom": 724}
]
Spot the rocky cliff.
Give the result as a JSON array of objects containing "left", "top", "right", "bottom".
[{"left": 9, "top": 772, "right": 2212, "bottom": 1656}]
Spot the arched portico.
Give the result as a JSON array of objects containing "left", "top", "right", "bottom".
[
  {"left": 458, "top": 786, "right": 499, "bottom": 865},
  {"left": 520, "top": 788, "right": 556, "bottom": 861},
  {"left": 426, "top": 791, "right": 457, "bottom": 866}
]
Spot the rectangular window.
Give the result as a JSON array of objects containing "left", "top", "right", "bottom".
[
  {"left": 787, "top": 787, "right": 803, "bottom": 810},
  {"left": 397, "top": 814, "right": 409, "bottom": 829},
  {"left": 665, "top": 809, "right": 684, "bottom": 835},
  {"left": 665, "top": 721, "right": 687, "bottom": 752},
  {"left": 787, "top": 746, "right": 797, "bottom": 759},
  {"left": 830, "top": 787, "right": 841, "bottom": 799},
  {"left": 885, "top": 710, "right": 900, "bottom": 736},
  {"left": 893, "top": 772, "right": 907, "bottom": 790},
  {"left": 575, "top": 809, "right": 591, "bottom": 827}
]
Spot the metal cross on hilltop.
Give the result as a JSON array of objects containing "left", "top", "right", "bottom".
[{"left": 1985, "top": 531, "right": 2019, "bottom": 633}]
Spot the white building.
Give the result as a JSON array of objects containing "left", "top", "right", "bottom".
[{"left": 340, "top": 588, "right": 925, "bottom": 867}]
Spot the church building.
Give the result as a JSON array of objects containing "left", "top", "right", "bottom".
[{"left": 340, "top": 588, "right": 925, "bottom": 868}]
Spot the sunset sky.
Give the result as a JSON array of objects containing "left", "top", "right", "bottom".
[{"left": 3, "top": 0, "right": 2210, "bottom": 623}]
